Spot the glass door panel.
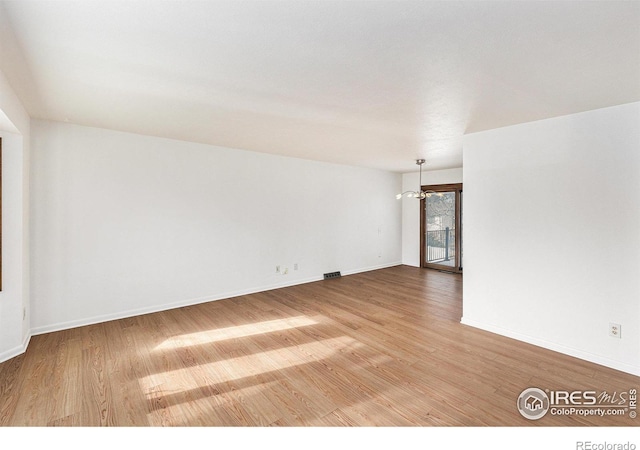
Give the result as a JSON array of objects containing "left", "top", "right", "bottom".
[
  {"left": 425, "top": 192, "right": 456, "bottom": 268},
  {"left": 421, "top": 184, "right": 462, "bottom": 272}
]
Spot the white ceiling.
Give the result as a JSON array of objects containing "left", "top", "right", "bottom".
[{"left": 1, "top": 0, "right": 639, "bottom": 173}]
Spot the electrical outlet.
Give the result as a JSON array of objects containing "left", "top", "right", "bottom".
[
  {"left": 276, "top": 265, "right": 281, "bottom": 274},
  {"left": 609, "top": 323, "right": 621, "bottom": 338},
  {"left": 283, "top": 267, "right": 289, "bottom": 275},
  {"left": 294, "top": 263, "right": 299, "bottom": 271}
]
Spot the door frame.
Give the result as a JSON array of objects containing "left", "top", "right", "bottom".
[{"left": 420, "top": 183, "right": 462, "bottom": 273}]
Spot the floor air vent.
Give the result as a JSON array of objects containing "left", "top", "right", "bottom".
[{"left": 323, "top": 271, "right": 342, "bottom": 280}]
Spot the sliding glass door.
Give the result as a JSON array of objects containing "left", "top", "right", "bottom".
[{"left": 420, "top": 183, "right": 462, "bottom": 272}]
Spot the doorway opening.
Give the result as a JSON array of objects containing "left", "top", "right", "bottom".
[{"left": 420, "top": 183, "right": 462, "bottom": 273}]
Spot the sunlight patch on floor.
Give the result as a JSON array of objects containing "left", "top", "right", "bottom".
[
  {"left": 140, "top": 336, "right": 363, "bottom": 400},
  {"left": 155, "top": 316, "right": 319, "bottom": 350}
]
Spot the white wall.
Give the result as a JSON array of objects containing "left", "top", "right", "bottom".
[
  {"left": 462, "top": 102, "right": 640, "bottom": 375},
  {"left": 30, "top": 120, "right": 402, "bottom": 333},
  {"left": 0, "top": 71, "right": 30, "bottom": 362},
  {"left": 400, "top": 168, "right": 463, "bottom": 267}
]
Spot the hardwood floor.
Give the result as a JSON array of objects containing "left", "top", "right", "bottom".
[{"left": 0, "top": 265, "right": 638, "bottom": 426}]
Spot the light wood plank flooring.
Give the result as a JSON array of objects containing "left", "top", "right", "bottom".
[{"left": 0, "top": 266, "right": 638, "bottom": 426}]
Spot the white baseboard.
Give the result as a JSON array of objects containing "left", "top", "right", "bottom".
[
  {"left": 342, "top": 261, "right": 402, "bottom": 276},
  {"left": 29, "top": 261, "right": 402, "bottom": 338},
  {"left": 0, "top": 333, "right": 31, "bottom": 364},
  {"left": 460, "top": 317, "right": 640, "bottom": 377}
]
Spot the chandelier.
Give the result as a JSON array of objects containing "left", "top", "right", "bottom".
[{"left": 396, "top": 159, "right": 439, "bottom": 199}]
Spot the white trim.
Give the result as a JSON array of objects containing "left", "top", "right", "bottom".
[
  {"left": 0, "top": 333, "right": 30, "bottom": 364},
  {"left": 30, "top": 261, "right": 402, "bottom": 337},
  {"left": 341, "top": 261, "right": 402, "bottom": 277},
  {"left": 460, "top": 317, "right": 640, "bottom": 377}
]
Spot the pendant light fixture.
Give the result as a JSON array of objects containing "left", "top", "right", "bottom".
[{"left": 396, "top": 159, "right": 438, "bottom": 199}]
